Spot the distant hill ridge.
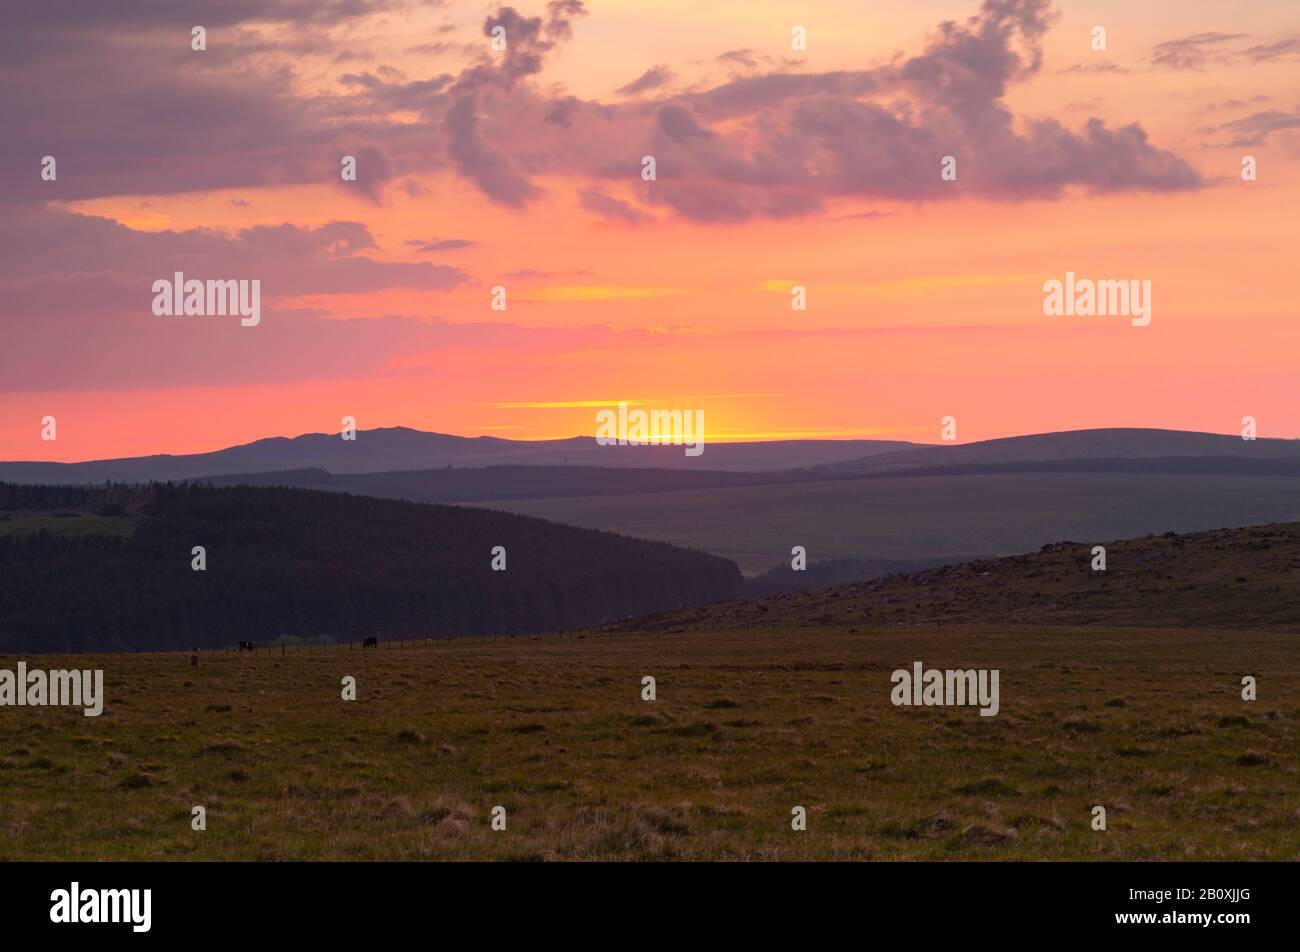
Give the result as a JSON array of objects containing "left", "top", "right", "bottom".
[
  {"left": 8, "top": 425, "right": 1298, "bottom": 493},
  {"left": 817, "top": 427, "right": 1300, "bottom": 475},
  {"left": 0, "top": 427, "right": 918, "bottom": 483}
]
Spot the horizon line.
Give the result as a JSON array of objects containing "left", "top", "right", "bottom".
[{"left": 6, "top": 423, "right": 1300, "bottom": 468}]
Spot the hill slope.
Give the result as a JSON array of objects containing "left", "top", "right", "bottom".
[
  {"left": 624, "top": 522, "right": 1300, "bottom": 632},
  {"left": 0, "top": 482, "right": 743, "bottom": 653}
]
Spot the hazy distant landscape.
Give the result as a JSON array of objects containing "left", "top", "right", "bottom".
[
  {"left": 480, "top": 471, "right": 1300, "bottom": 574},
  {"left": 9, "top": 427, "right": 1300, "bottom": 579}
]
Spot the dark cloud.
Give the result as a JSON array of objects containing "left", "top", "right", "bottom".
[
  {"left": 467, "top": 2, "right": 588, "bottom": 89},
  {"left": 0, "top": 0, "right": 1203, "bottom": 221},
  {"left": 423, "top": 0, "right": 1200, "bottom": 217},
  {"left": 1207, "top": 109, "right": 1300, "bottom": 147},
  {"left": 433, "top": 4, "right": 589, "bottom": 204},
  {"left": 1202, "top": 95, "right": 1271, "bottom": 114},
  {"left": 0, "top": 208, "right": 471, "bottom": 391},
  {"left": 444, "top": 94, "right": 539, "bottom": 206},
  {"left": 7, "top": 0, "right": 400, "bottom": 30},
  {"left": 1133, "top": 29, "right": 1296, "bottom": 72},
  {"left": 716, "top": 49, "right": 759, "bottom": 70},
  {"left": 687, "top": 72, "right": 879, "bottom": 119},
  {"left": 405, "top": 237, "right": 477, "bottom": 251},
  {"left": 617, "top": 65, "right": 674, "bottom": 96},
  {"left": 0, "top": 208, "right": 465, "bottom": 302},
  {"left": 656, "top": 104, "right": 712, "bottom": 142},
  {"left": 403, "top": 41, "right": 468, "bottom": 55},
  {"left": 601, "top": 0, "right": 1198, "bottom": 219},
  {"left": 544, "top": 0, "right": 587, "bottom": 43},
  {"left": 334, "top": 145, "right": 396, "bottom": 203},
  {"left": 1242, "top": 36, "right": 1300, "bottom": 62},
  {"left": 501, "top": 268, "right": 591, "bottom": 280},
  {"left": 832, "top": 210, "right": 892, "bottom": 221},
  {"left": 0, "top": 1, "right": 454, "bottom": 206},
  {"left": 1058, "top": 61, "right": 1129, "bottom": 74},
  {"left": 0, "top": 44, "right": 325, "bottom": 204},
  {"left": 1151, "top": 32, "right": 1247, "bottom": 70},
  {"left": 543, "top": 96, "right": 580, "bottom": 127},
  {"left": 578, "top": 188, "right": 652, "bottom": 224},
  {"left": 713, "top": 48, "right": 801, "bottom": 73}
]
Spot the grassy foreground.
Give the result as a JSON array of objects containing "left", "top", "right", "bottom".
[{"left": 1, "top": 626, "right": 1295, "bottom": 860}]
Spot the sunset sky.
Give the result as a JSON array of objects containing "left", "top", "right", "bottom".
[{"left": 3, "top": 0, "right": 1299, "bottom": 461}]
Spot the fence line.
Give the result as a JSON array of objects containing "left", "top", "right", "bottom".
[{"left": 13, "top": 625, "right": 618, "bottom": 658}]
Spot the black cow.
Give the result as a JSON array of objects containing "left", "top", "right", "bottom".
[
  {"left": 362, "top": 637, "right": 378, "bottom": 649},
  {"left": 238, "top": 641, "right": 255, "bottom": 652}
]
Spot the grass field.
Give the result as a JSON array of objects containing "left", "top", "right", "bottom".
[{"left": 2, "top": 625, "right": 1295, "bottom": 860}]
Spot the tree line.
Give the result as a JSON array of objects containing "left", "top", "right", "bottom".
[{"left": 0, "top": 482, "right": 743, "bottom": 652}]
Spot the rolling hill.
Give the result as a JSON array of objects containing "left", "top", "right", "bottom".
[
  {"left": 622, "top": 522, "right": 1300, "bottom": 633},
  {"left": 0, "top": 481, "right": 743, "bottom": 653}
]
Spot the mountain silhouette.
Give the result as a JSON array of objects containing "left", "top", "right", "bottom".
[{"left": 0, "top": 427, "right": 917, "bottom": 483}]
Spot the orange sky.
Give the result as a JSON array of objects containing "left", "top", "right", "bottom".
[{"left": 4, "top": 0, "right": 1299, "bottom": 461}]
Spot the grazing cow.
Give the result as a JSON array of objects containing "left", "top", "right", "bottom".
[
  {"left": 238, "top": 640, "right": 254, "bottom": 653},
  {"left": 362, "top": 637, "right": 378, "bottom": 649}
]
